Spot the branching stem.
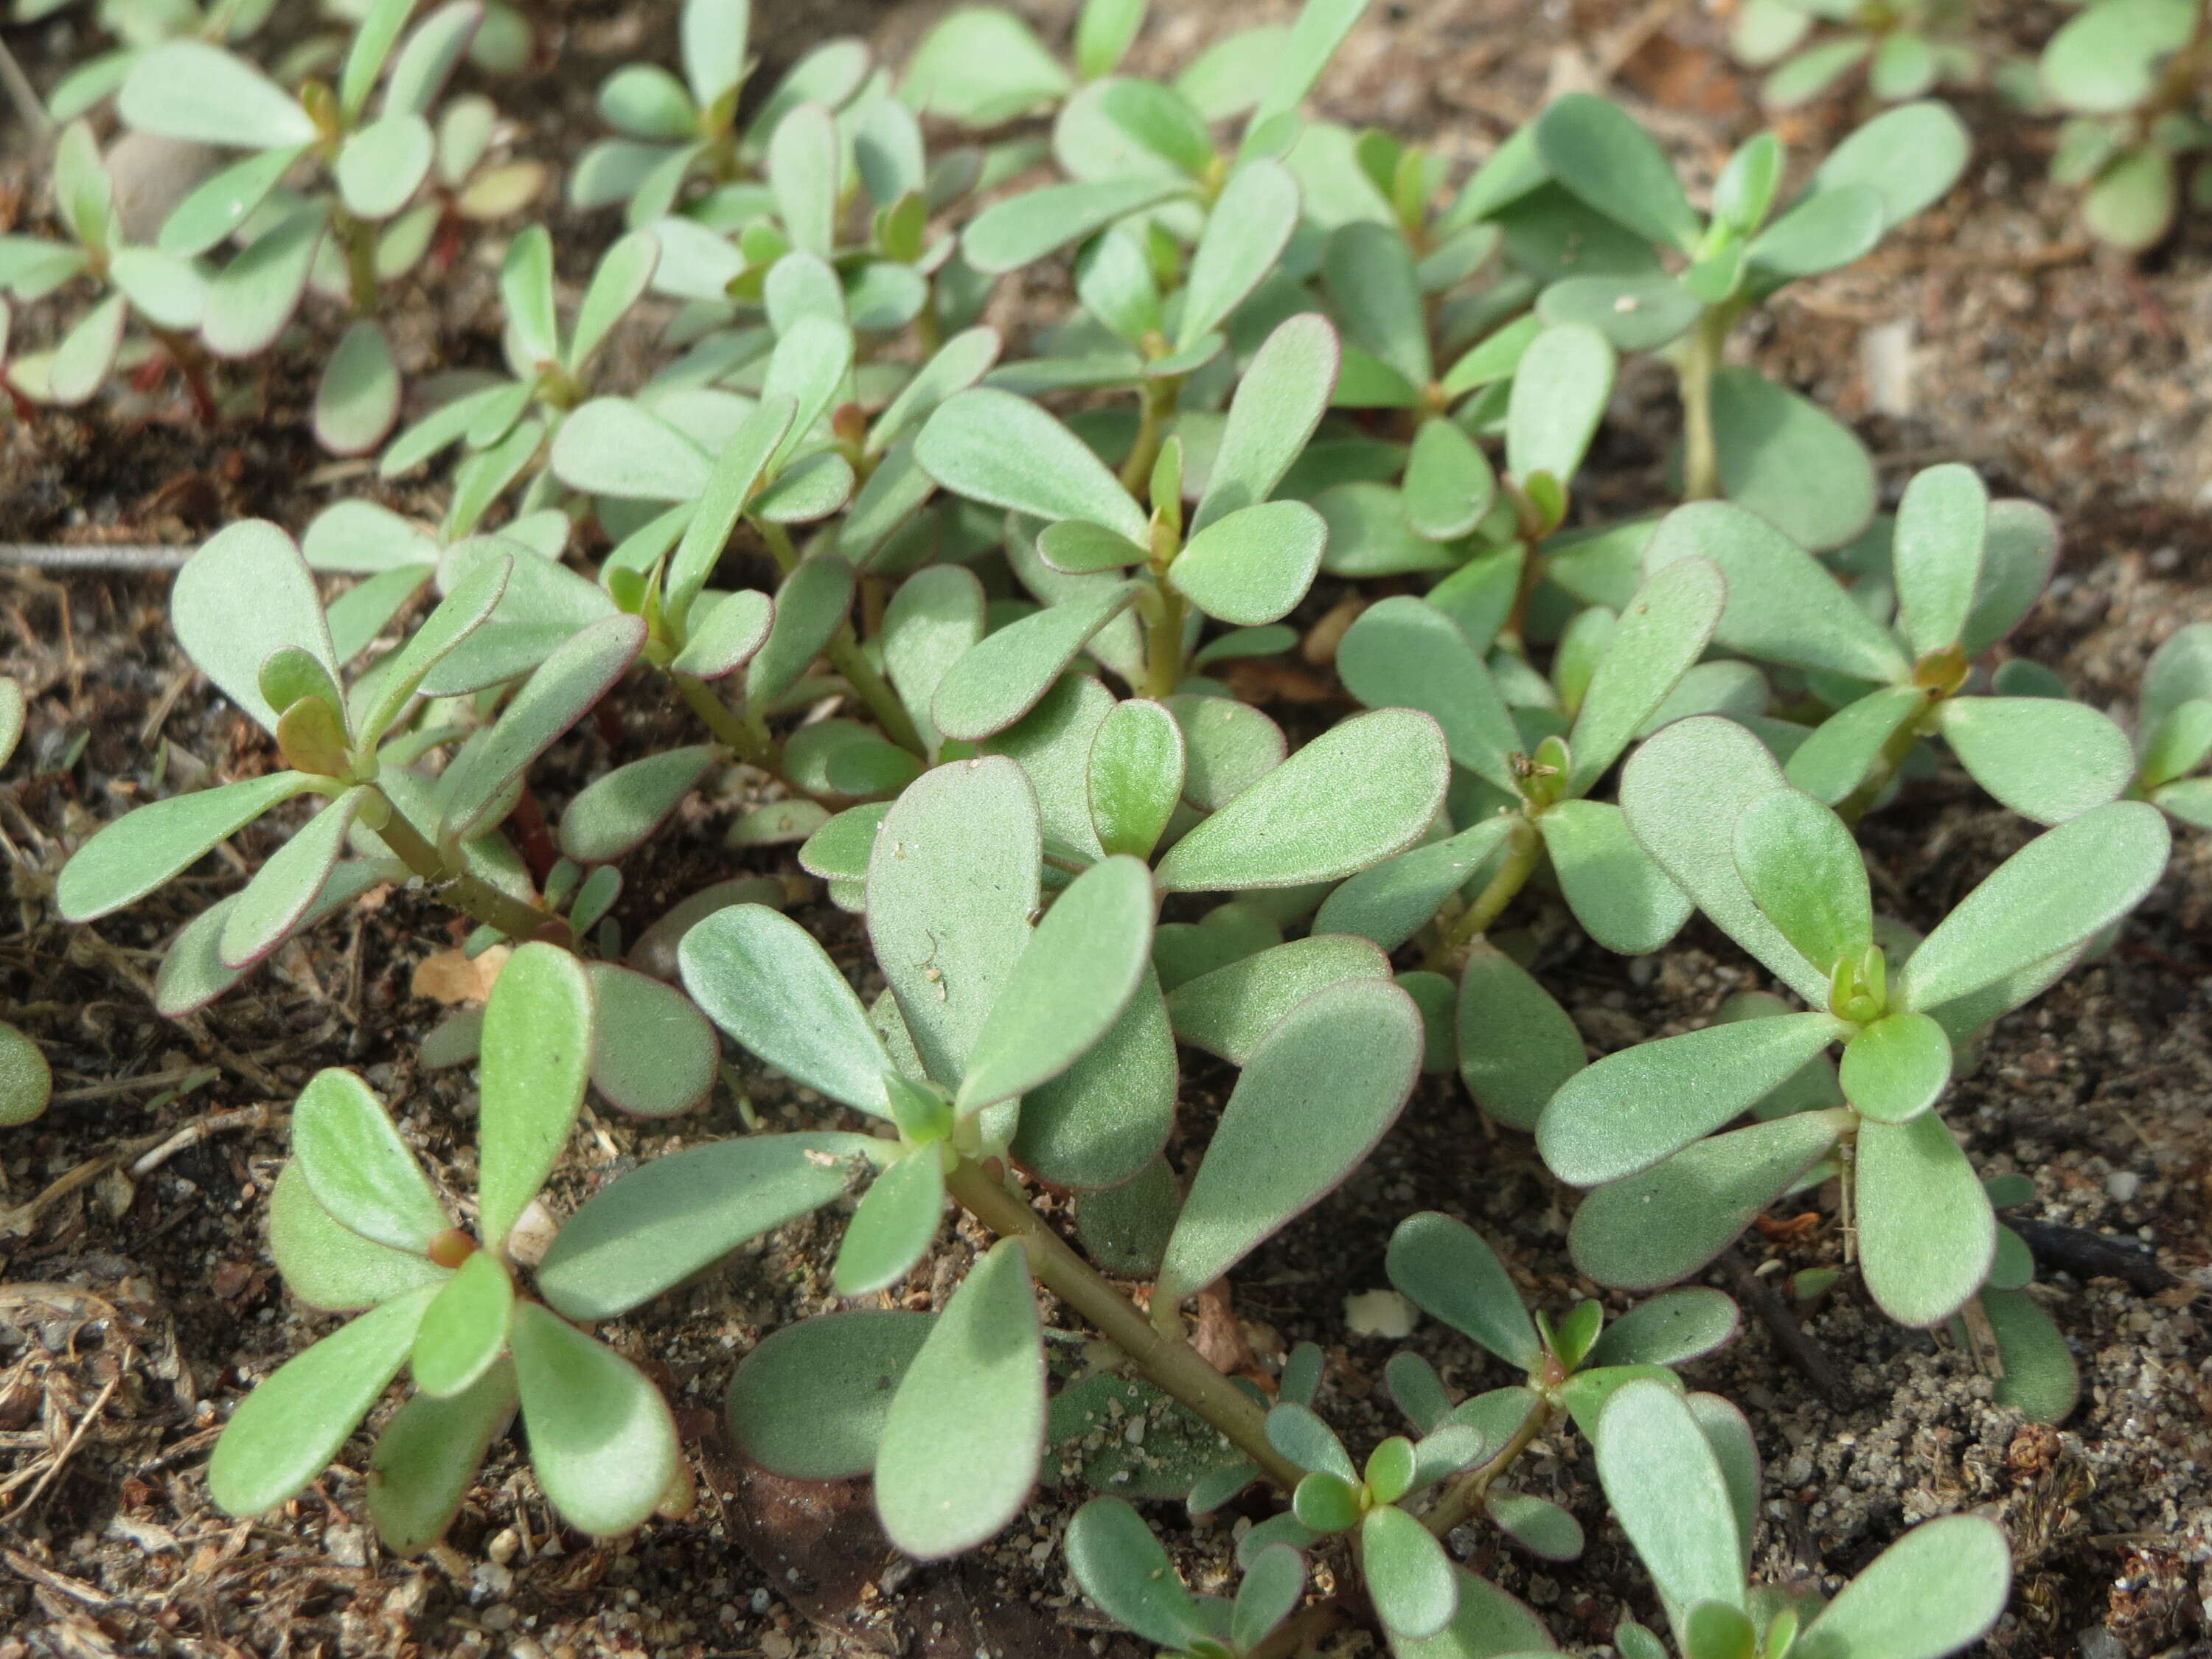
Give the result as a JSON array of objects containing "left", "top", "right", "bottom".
[
  {"left": 1419, "top": 1396, "right": 1554, "bottom": 1537},
  {"left": 1139, "top": 582, "right": 1188, "bottom": 701},
  {"left": 1676, "top": 306, "right": 1731, "bottom": 503},
  {"left": 945, "top": 1159, "right": 1306, "bottom": 1492},
  {"left": 827, "top": 625, "right": 927, "bottom": 757},
  {"left": 1119, "top": 375, "right": 1178, "bottom": 496},
  {"left": 331, "top": 206, "right": 381, "bottom": 315},
  {"left": 1430, "top": 815, "right": 1543, "bottom": 969},
  {"left": 369, "top": 793, "right": 553, "bottom": 942},
  {"left": 670, "top": 672, "right": 782, "bottom": 779}
]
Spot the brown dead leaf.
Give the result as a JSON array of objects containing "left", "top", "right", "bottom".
[{"left": 411, "top": 945, "right": 509, "bottom": 1006}]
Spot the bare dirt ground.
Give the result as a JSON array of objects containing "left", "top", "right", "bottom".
[{"left": 2, "top": 1, "right": 2210, "bottom": 1656}]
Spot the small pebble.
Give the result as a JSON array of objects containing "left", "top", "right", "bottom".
[
  {"left": 1343, "top": 1288, "right": 1418, "bottom": 1339},
  {"left": 2105, "top": 1170, "right": 2140, "bottom": 1203}
]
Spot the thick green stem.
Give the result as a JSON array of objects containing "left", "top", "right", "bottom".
[
  {"left": 759, "top": 520, "right": 802, "bottom": 578},
  {"left": 1429, "top": 815, "right": 1543, "bottom": 970},
  {"left": 671, "top": 672, "right": 782, "bottom": 779},
  {"left": 1421, "top": 1397, "right": 1554, "bottom": 1537},
  {"left": 369, "top": 793, "right": 554, "bottom": 942},
  {"left": 827, "top": 625, "right": 928, "bottom": 757},
  {"left": 1139, "top": 582, "right": 1189, "bottom": 701},
  {"left": 1119, "top": 376, "right": 1178, "bottom": 496},
  {"left": 332, "top": 206, "right": 381, "bottom": 315},
  {"left": 1834, "top": 695, "right": 1935, "bottom": 829},
  {"left": 945, "top": 1160, "right": 1306, "bottom": 1492},
  {"left": 1677, "top": 307, "right": 1730, "bottom": 503}
]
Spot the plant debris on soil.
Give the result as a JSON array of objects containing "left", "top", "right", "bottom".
[{"left": 3, "top": 1, "right": 2211, "bottom": 1656}]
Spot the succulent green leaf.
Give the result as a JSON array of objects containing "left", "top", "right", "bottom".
[
  {"left": 538, "top": 1132, "right": 882, "bottom": 1320},
  {"left": 1535, "top": 94, "right": 1703, "bottom": 245},
  {"left": 266, "top": 1159, "right": 445, "bottom": 1312},
  {"left": 1838, "top": 1013, "right": 1951, "bottom": 1124},
  {"left": 1644, "top": 502, "right": 1907, "bottom": 683},
  {"left": 1537, "top": 272, "right": 1701, "bottom": 352},
  {"left": 1457, "top": 944, "right": 1587, "bottom": 1132},
  {"left": 207, "top": 1284, "right": 439, "bottom": 1517},
  {"left": 1485, "top": 1489, "right": 1584, "bottom": 1562},
  {"left": 1169, "top": 693, "right": 1287, "bottom": 810},
  {"left": 1592, "top": 1379, "right": 1745, "bottom": 1616},
  {"left": 1386, "top": 1211, "right": 1541, "bottom": 1370},
  {"left": 410, "top": 1248, "right": 513, "bottom": 1399},
  {"left": 1233, "top": 1543, "right": 1307, "bottom": 1652},
  {"left": 868, "top": 756, "right": 1043, "bottom": 1091},
  {"left": 439, "top": 614, "right": 645, "bottom": 845},
  {"left": 217, "top": 787, "right": 366, "bottom": 970},
  {"left": 1742, "top": 183, "right": 1885, "bottom": 288},
  {"left": 1194, "top": 313, "right": 1340, "bottom": 532},
  {"left": 476, "top": 942, "right": 594, "bottom": 1253},
  {"left": 1158, "top": 977, "right": 1421, "bottom": 1301},
  {"left": 1731, "top": 788, "right": 1870, "bottom": 974},
  {"left": 585, "top": 961, "right": 720, "bottom": 1119},
  {"left": 1891, "top": 463, "right": 1986, "bottom": 659},
  {"left": 933, "top": 584, "right": 1137, "bottom": 743},
  {"left": 1338, "top": 597, "right": 1519, "bottom": 791},
  {"left": 1355, "top": 1503, "right": 1453, "bottom": 1638},
  {"left": 1785, "top": 686, "right": 1927, "bottom": 806},
  {"left": 1315, "top": 815, "right": 1514, "bottom": 951},
  {"left": 1088, "top": 698, "right": 1185, "bottom": 860},
  {"left": 1807, "top": 100, "right": 1969, "bottom": 229},
  {"left": 1896, "top": 801, "right": 2169, "bottom": 1017},
  {"left": 1935, "top": 697, "right": 2133, "bottom": 825},
  {"left": 1178, "top": 159, "right": 1298, "bottom": 347},
  {"left": 335, "top": 113, "right": 434, "bottom": 220},
  {"left": 46, "top": 293, "right": 126, "bottom": 407},
  {"left": 1703, "top": 369, "right": 1876, "bottom": 554},
  {"left": 904, "top": 7, "right": 1071, "bottom": 126},
  {"left": 1540, "top": 1012, "right": 1844, "bottom": 1188},
  {"left": 1013, "top": 970, "right": 1177, "bottom": 1190},
  {"left": 367, "top": 1361, "right": 515, "bottom": 1557},
  {"left": 1155, "top": 709, "right": 1448, "bottom": 892},
  {"left": 551, "top": 398, "right": 711, "bottom": 498},
  {"left": 560, "top": 747, "right": 717, "bottom": 866},
  {"left": 203, "top": 201, "right": 327, "bottom": 359},
  {"left": 875, "top": 1237, "right": 1045, "bottom": 1557},
  {"left": 1855, "top": 1113, "right": 1994, "bottom": 1326},
  {"left": 956, "top": 855, "right": 1154, "bottom": 1113},
  {"left": 1169, "top": 499, "right": 1328, "bottom": 626},
  {"left": 1166, "top": 934, "right": 1392, "bottom": 1064},
  {"left": 1583, "top": 1287, "right": 1739, "bottom": 1369},
  {"left": 172, "top": 521, "right": 340, "bottom": 735},
  {"left": 834, "top": 1147, "right": 945, "bottom": 1297},
  {"left": 1539, "top": 800, "right": 1694, "bottom": 957},
  {"left": 1390, "top": 1568, "right": 1559, "bottom": 1659},
  {"left": 58, "top": 771, "right": 319, "bottom": 925},
  {"left": 667, "top": 395, "right": 796, "bottom": 627},
  {"left": 1621, "top": 716, "right": 1832, "bottom": 1004},
  {"left": 1795, "top": 1514, "right": 2009, "bottom": 1659},
  {"left": 1505, "top": 323, "right": 1615, "bottom": 490},
  {"left": 728, "top": 1310, "right": 934, "bottom": 1479},
  {"left": 744, "top": 553, "right": 855, "bottom": 708},
  {"left": 120, "top": 41, "right": 315, "bottom": 147},
  {"left": 961, "top": 175, "right": 1192, "bottom": 274},
  {"left": 1568, "top": 1110, "right": 1845, "bottom": 1289},
  {"left": 1979, "top": 1288, "right": 2080, "bottom": 1425},
  {"left": 768, "top": 102, "right": 840, "bottom": 257},
  {"left": 292, "top": 1065, "right": 448, "bottom": 1255},
  {"left": 1568, "top": 557, "right": 1725, "bottom": 793},
  {"left": 681, "top": 903, "right": 891, "bottom": 1116},
  {"left": 1065, "top": 1498, "right": 1211, "bottom": 1650},
  {"left": 1401, "top": 417, "right": 1498, "bottom": 543},
  {"left": 1324, "top": 220, "right": 1432, "bottom": 389},
  {"left": 509, "top": 1300, "right": 677, "bottom": 1537},
  {"left": 918, "top": 388, "right": 1147, "bottom": 542}
]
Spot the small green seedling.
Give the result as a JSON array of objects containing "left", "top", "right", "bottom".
[
  {"left": 569, "top": 0, "right": 870, "bottom": 226},
  {"left": 2037, "top": 0, "right": 2210, "bottom": 251},
  {"left": 109, "top": 0, "right": 497, "bottom": 448},
  {"left": 1731, "top": 0, "right": 1982, "bottom": 111},
  {"left": 1593, "top": 1377, "right": 2010, "bottom": 1659},
  {"left": 0, "top": 119, "right": 220, "bottom": 414},
  {"left": 1514, "top": 96, "right": 1967, "bottom": 549},
  {"left": 1658, "top": 468, "right": 2135, "bottom": 829},
  {"left": 2128, "top": 621, "right": 2212, "bottom": 827},
  {"left": 206, "top": 945, "right": 692, "bottom": 1546},
  {"left": 1540, "top": 714, "right": 2168, "bottom": 1326}
]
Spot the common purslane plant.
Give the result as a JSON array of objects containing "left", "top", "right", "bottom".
[
  {"left": 2035, "top": 0, "right": 2211, "bottom": 251},
  {"left": 1729, "top": 0, "right": 1983, "bottom": 111},
  {"left": 24, "top": 0, "right": 2195, "bottom": 1646}
]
